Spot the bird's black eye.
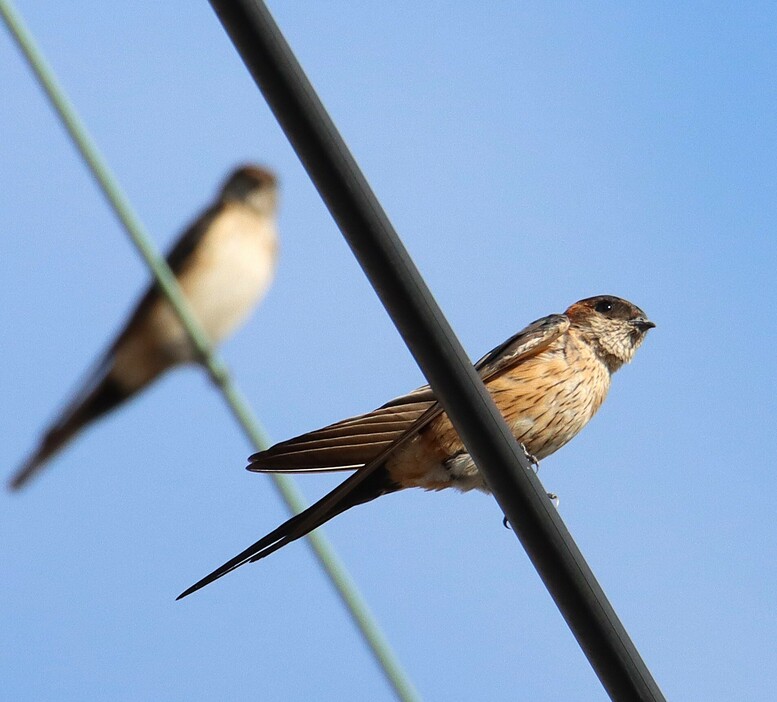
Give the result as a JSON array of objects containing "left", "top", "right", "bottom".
[{"left": 594, "top": 300, "right": 613, "bottom": 314}]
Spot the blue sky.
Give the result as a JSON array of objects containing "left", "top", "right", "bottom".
[{"left": 2, "top": 2, "right": 776, "bottom": 700}]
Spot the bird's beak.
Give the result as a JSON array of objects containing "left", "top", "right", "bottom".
[{"left": 630, "top": 317, "right": 656, "bottom": 332}]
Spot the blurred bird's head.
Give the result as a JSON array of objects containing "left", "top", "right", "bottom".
[
  {"left": 220, "top": 165, "right": 278, "bottom": 215},
  {"left": 566, "top": 295, "right": 655, "bottom": 372}
]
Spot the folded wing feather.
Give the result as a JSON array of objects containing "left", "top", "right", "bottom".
[
  {"left": 247, "top": 397, "right": 435, "bottom": 472},
  {"left": 248, "top": 312, "right": 570, "bottom": 475}
]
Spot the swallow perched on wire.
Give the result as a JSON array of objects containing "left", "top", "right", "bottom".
[
  {"left": 9, "top": 165, "right": 279, "bottom": 491},
  {"left": 179, "top": 295, "right": 654, "bottom": 599}
]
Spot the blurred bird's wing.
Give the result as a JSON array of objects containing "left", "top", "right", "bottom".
[
  {"left": 8, "top": 203, "right": 225, "bottom": 491},
  {"left": 113, "top": 202, "right": 225, "bottom": 347}
]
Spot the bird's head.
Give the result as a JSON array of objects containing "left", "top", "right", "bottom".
[
  {"left": 565, "top": 295, "right": 655, "bottom": 372},
  {"left": 220, "top": 165, "right": 278, "bottom": 215}
]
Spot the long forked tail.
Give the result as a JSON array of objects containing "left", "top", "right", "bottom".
[
  {"left": 8, "top": 373, "right": 129, "bottom": 491},
  {"left": 177, "top": 467, "right": 397, "bottom": 600}
]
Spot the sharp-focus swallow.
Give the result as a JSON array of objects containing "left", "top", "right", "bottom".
[
  {"left": 9, "top": 165, "right": 279, "bottom": 490},
  {"left": 179, "top": 295, "right": 654, "bottom": 599}
]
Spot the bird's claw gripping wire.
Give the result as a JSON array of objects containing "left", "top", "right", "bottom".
[{"left": 521, "top": 442, "right": 540, "bottom": 473}]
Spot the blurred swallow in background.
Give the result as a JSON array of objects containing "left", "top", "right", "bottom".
[
  {"left": 9, "top": 165, "right": 279, "bottom": 490},
  {"left": 179, "top": 295, "right": 654, "bottom": 598}
]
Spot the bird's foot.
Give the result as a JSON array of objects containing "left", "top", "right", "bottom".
[{"left": 521, "top": 443, "right": 540, "bottom": 473}]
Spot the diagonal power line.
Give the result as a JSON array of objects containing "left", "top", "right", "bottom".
[
  {"left": 0, "top": 2, "right": 421, "bottom": 701},
  {"left": 205, "top": 1, "right": 667, "bottom": 701}
]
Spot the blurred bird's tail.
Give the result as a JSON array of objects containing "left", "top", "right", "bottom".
[{"left": 8, "top": 372, "right": 130, "bottom": 491}]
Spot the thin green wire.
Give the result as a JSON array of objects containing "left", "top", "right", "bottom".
[{"left": 0, "top": 3, "right": 421, "bottom": 700}]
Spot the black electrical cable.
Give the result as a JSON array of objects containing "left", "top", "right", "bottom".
[{"left": 207, "top": 2, "right": 667, "bottom": 699}]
